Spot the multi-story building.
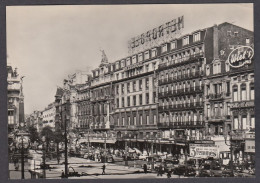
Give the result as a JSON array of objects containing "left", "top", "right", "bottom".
[
  {"left": 112, "top": 47, "right": 159, "bottom": 152},
  {"left": 41, "top": 102, "right": 56, "bottom": 129},
  {"left": 7, "top": 64, "right": 21, "bottom": 132}
]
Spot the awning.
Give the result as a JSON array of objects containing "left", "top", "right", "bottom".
[{"left": 90, "top": 139, "right": 116, "bottom": 144}]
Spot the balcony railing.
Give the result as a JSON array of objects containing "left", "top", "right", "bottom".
[
  {"left": 158, "top": 121, "right": 205, "bottom": 129},
  {"left": 158, "top": 52, "right": 204, "bottom": 71},
  {"left": 159, "top": 102, "right": 204, "bottom": 112},
  {"left": 158, "top": 86, "right": 204, "bottom": 98},
  {"left": 158, "top": 72, "right": 204, "bottom": 85},
  {"left": 230, "top": 100, "right": 254, "bottom": 109}
]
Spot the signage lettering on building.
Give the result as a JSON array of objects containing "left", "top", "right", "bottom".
[
  {"left": 190, "top": 144, "right": 219, "bottom": 158},
  {"left": 128, "top": 16, "right": 184, "bottom": 54},
  {"left": 228, "top": 46, "right": 254, "bottom": 68}
]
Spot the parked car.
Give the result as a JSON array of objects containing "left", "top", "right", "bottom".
[{"left": 172, "top": 165, "right": 196, "bottom": 176}]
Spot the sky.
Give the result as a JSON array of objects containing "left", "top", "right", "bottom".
[{"left": 6, "top": 4, "right": 253, "bottom": 114}]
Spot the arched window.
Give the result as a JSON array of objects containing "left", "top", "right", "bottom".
[
  {"left": 225, "top": 61, "right": 230, "bottom": 72},
  {"left": 233, "top": 85, "right": 238, "bottom": 101},
  {"left": 241, "top": 84, "right": 247, "bottom": 101}
]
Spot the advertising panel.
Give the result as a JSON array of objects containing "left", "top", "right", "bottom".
[{"left": 189, "top": 144, "right": 219, "bottom": 158}]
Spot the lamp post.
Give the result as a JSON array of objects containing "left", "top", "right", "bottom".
[
  {"left": 42, "top": 136, "right": 46, "bottom": 178},
  {"left": 184, "top": 129, "right": 189, "bottom": 177},
  {"left": 64, "top": 114, "right": 69, "bottom": 178},
  {"left": 104, "top": 131, "right": 107, "bottom": 164}
]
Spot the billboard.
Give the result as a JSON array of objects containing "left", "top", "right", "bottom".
[{"left": 189, "top": 144, "right": 219, "bottom": 158}]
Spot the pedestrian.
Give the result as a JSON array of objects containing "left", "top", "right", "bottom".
[
  {"left": 158, "top": 164, "right": 163, "bottom": 176},
  {"left": 167, "top": 171, "right": 171, "bottom": 178},
  {"left": 61, "top": 170, "right": 65, "bottom": 178},
  {"left": 102, "top": 164, "right": 106, "bottom": 175},
  {"left": 143, "top": 164, "right": 147, "bottom": 174}
]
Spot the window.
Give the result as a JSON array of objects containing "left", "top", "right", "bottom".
[
  {"left": 227, "top": 102, "right": 231, "bottom": 115},
  {"left": 246, "top": 38, "right": 250, "bottom": 45},
  {"left": 151, "top": 49, "right": 157, "bottom": 57},
  {"left": 171, "top": 41, "right": 176, "bottom": 50},
  {"left": 116, "top": 85, "right": 119, "bottom": 94},
  {"left": 121, "top": 60, "right": 125, "bottom": 67},
  {"left": 153, "top": 92, "right": 156, "bottom": 103},
  {"left": 122, "top": 97, "right": 125, "bottom": 107},
  {"left": 250, "top": 83, "right": 254, "bottom": 100},
  {"left": 128, "top": 116, "right": 131, "bottom": 125},
  {"left": 242, "top": 115, "right": 247, "bottom": 129},
  {"left": 207, "top": 104, "right": 210, "bottom": 117},
  {"left": 127, "top": 83, "right": 130, "bottom": 93},
  {"left": 146, "top": 115, "right": 149, "bottom": 124},
  {"left": 153, "top": 115, "right": 157, "bottom": 124},
  {"left": 132, "top": 55, "right": 137, "bottom": 64},
  {"left": 116, "top": 73, "right": 119, "bottom": 80},
  {"left": 146, "top": 93, "right": 149, "bottom": 104},
  {"left": 126, "top": 58, "right": 131, "bottom": 66},
  {"left": 116, "top": 62, "right": 119, "bottom": 69},
  {"left": 233, "top": 86, "right": 238, "bottom": 101},
  {"left": 122, "top": 84, "right": 125, "bottom": 94},
  {"left": 134, "top": 116, "right": 137, "bottom": 125},
  {"left": 162, "top": 44, "right": 167, "bottom": 53},
  {"left": 122, "top": 117, "right": 125, "bottom": 126},
  {"left": 138, "top": 53, "right": 143, "bottom": 62},
  {"left": 133, "top": 96, "right": 136, "bottom": 106},
  {"left": 139, "top": 79, "right": 142, "bottom": 90},
  {"left": 127, "top": 96, "right": 130, "bottom": 107},
  {"left": 146, "top": 78, "right": 149, "bottom": 89},
  {"left": 226, "top": 82, "right": 230, "bottom": 96},
  {"left": 133, "top": 81, "right": 136, "bottom": 92},
  {"left": 251, "top": 115, "right": 255, "bottom": 128},
  {"left": 139, "top": 94, "right": 142, "bottom": 105},
  {"left": 140, "top": 115, "right": 143, "bottom": 125},
  {"left": 193, "top": 32, "right": 201, "bottom": 42},
  {"left": 234, "top": 117, "right": 239, "bottom": 129},
  {"left": 144, "top": 51, "right": 150, "bottom": 60},
  {"left": 240, "top": 85, "right": 246, "bottom": 101},
  {"left": 183, "top": 36, "right": 189, "bottom": 46},
  {"left": 116, "top": 98, "right": 119, "bottom": 108},
  {"left": 234, "top": 32, "right": 238, "bottom": 37}
]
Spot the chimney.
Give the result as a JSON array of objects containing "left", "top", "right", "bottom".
[{"left": 213, "top": 24, "right": 219, "bottom": 59}]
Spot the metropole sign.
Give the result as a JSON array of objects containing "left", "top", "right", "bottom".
[
  {"left": 228, "top": 46, "right": 254, "bottom": 68},
  {"left": 128, "top": 16, "right": 184, "bottom": 54}
]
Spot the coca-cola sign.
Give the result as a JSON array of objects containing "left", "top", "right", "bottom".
[{"left": 228, "top": 46, "right": 254, "bottom": 68}]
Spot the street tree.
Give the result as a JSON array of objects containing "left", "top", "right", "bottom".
[
  {"left": 40, "top": 126, "right": 54, "bottom": 152},
  {"left": 28, "top": 125, "right": 39, "bottom": 144}
]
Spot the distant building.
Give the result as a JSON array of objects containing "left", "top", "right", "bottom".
[{"left": 42, "top": 103, "right": 56, "bottom": 129}]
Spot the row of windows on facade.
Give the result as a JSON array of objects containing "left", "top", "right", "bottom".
[
  {"left": 115, "top": 114, "right": 157, "bottom": 126},
  {"left": 159, "top": 94, "right": 203, "bottom": 106},
  {"left": 93, "top": 32, "right": 202, "bottom": 77},
  {"left": 116, "top": 92, "right": 156, "bottom": 108},
  {"left": 160, "top": 112, "right": 203, "bottom": 122},
  {"left": 77, "top": 103, "right": 109, "bottom": 115},
  {"left": 159, "top": 79, "right": 203, "bottom": 92},
  {"left": 160, "top": 65, "right": 202, "bottom": 80},
  {"left": 161, "top": 45, "right": 203, "bottom": 63},
  {"left": 206, "top": 82, "right": 230, "bottom": 95},
  {"left": 116, "top": 78, "right": 154, "bottom": 94},
  {"left": 233, "top": 115, "right": 255, "bottom": 130},
  {"left": 206, "top": 102, "right": 231, "bottom": 117},
  {"left": 233, "top": 84, "right": 254, "bottom": 101}
]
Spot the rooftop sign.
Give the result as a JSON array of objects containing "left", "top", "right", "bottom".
[
  {"left": 228, "top": 46, "right": 254, "bottom": 68},
  {"left": 128, "top": 16, "right": 184, "bottom": 55}
]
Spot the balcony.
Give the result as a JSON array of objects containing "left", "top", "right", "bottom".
[
  {"left": 158, "top": 52, "right": 204, "bottom": 71},
  {"left": 158, "top": 121, "right": 205, "bottom": 129},
  {"left": 158, "top": 72, "right": 204, "bottom": 86},
  {"left": 230, "top": 100, "right": 254, "bottom": 109},
  {"left": 208, "top": 93, "right": 226, "bottom": 100},
  {"left": 159, "top": 102, "right": 204, "bottom": 112},
  {"left": 158, "top": 86, "right": 204, "bottom": 99}
]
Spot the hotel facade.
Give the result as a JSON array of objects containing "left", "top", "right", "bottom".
[{"left": 50, "top": 19, "right": 254, "bottom": 161}]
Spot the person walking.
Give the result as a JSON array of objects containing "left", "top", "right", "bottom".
[
  {"left": 102, "top": 164, "right": 106, "bottom": 175},
  {"left": 61, "top": 170, "right": 65, "bottom": 178},
  {"left": 158, "top": 164, "right": 163, "bottom": 176},
  {"left": 167, "top": 171, "right": 172, "bottom": 178},
  {"left": 143, "top": 164, "right": 148, "bottom": 174}
]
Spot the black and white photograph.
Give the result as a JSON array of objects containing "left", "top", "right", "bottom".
[{"left": 6, "top": 3, "right": 255, "bottom": 179}]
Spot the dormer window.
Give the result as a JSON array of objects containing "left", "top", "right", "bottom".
[
  {"left": 144, "top": 51, "right": 150, "bottom": 60},
  {"left": 126, "top": 58, "right": 131, "bottom": 66},
  {"left": 116, "top": 62, "right": 119, "bottom": 70},
  {"left": 170, "top": 41, "right": 177, "bottom": 50},
  {"left": 193, "top": 32, "right": 201, "bottom": 42},
  {"left": 151, "top": 48, "right": 157, "bottom": 57},
  {"left": 132, "top": 55, "right": 137, "bottom": 64},
  {"left": 121, "top": 60, "right": 125, "bottom": 67},
  {"left": 162, "top": 44, "right": 167, "bottom": 53},
  {"left": 183, "top": 36, "right": 189, "bottom": 46},
  {"left": 138, "top": 53, "right": 143, "bottom": 62}
]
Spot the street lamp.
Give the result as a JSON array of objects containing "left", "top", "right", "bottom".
[
  {"left": 184, "top": 129, "right": 189, "bottom": 177},
  {"left": 224, "top": 131, "right": 241, "bottom": 177},
  {"left": 41, "top": 136, "right": 46, "bottom": 178},
  {"left": 17, "top": 122, "right": 30, "bottom": 179}
]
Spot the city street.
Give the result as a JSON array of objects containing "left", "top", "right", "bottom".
[{"left": 9, "top": 156, "right": 184, "bottom": 179}]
